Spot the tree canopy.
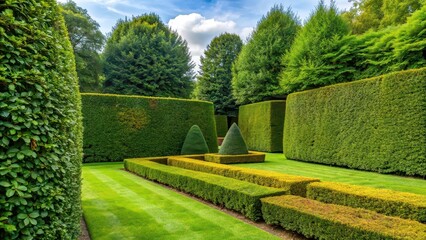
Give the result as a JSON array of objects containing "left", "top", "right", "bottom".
[
  {"left": 342, "top": 0, "right": 423, "bottom": 34},
  {"left": 232, "top": 5, "right": 300, "bottom": 105},
  {"left": 280, "top": 1, "right": 350, "bottom": 94},
  {"left": 102, "top": 14, "right": 194, "bottom": 98},
  {"left": 60, "top": 0, "right": 105, "bottom": 92},
  {"left": 196, "top": 33, "right": 242, "bottom": 116}
]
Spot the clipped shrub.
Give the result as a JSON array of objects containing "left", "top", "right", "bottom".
[
  {"left": 180, "top": 125, "right": 209, "bottom": 155},
  {"left": 307, "top": 182, "right": 426, "bottom": 222},
  {"left": 219, "top": 123, "right": 248, "bottom": 155},
  {"left": 204, "top": 152, "right": 265, "bottom": 164},
  {"left": 238, "top": 100, "right": 285, "bottom": 152},
  {"left": 167, "top": 157, "right": 319, "bottom": 196},
  {"left": 124, "top": 159, "right": 287, "bottom": 221},
  {"left": 82, "top": 93, "right": 218, "bottom": 162},
  {"left": 0, "top": 1, "right": 83, "bottom": 239},
  {"left": 214, "top": 115, "right": 228, "bottom": 137},
  {"left": 261, "top": 195, "right": 426, "bottom": 240},
  {"left": 283, "top": 68, "right": 426, "bottom": 176}
]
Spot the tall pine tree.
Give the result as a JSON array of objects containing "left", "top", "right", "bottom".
[
  {"left": 280, "top": 1, "right": 350, "bottom": 94},
  {"left": 232, "top": 5, "right": 300, "bottom": 105},
  {"left": 197, "top": 33, "right": 242, "bottom": 116}
]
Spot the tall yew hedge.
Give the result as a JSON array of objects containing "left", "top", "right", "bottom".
[
  {"left": 284, "top": 68, "right": 426, "bottom": 177},
  {"left": 0, "top": 1, "right": 83, "bottom": 239}
]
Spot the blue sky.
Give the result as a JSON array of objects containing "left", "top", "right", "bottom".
[{"left": 58, "top": 0, "right": 353, "bottom": 69}]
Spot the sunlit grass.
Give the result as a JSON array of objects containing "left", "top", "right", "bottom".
[
  {"left": 82, "top": 162, "right": 279, "bottom": 240},
  {"left": 237, "top": 153, "right": 426, "bottom": 195}
]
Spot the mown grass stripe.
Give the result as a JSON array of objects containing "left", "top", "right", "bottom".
[
  {"left": 238, "top": 153, "right": 426, "bottom": 195},
  {"left": 82, "top": 163, "right": 280, "bottom": 240}
]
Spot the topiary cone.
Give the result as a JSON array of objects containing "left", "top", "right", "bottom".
[
  {"left": 219, "top": 123, "right": 249, "bottom": 155},
  {"left": 181, "top": 125, "right": 210, "bottom": 155}
]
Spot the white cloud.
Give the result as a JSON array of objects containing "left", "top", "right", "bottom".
[{"left": 168, "top": 13, "right": 250, "bottom": 72}]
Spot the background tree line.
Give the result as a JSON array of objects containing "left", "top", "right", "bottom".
[{"left": 60, "top": 0, "right": 426, "bottom": 117}]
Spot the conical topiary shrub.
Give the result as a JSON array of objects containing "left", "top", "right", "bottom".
[
  {"left": 219, "top": 123, "right": 249, "bottom": 155},
  {"left": 181, "top": 125, "right": 210, "bottom": 154}
]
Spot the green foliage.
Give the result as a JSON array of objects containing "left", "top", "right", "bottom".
[
  {"left": 214, "top": 115, "right": 228, "bottom": 137},
  {"left": 60, "top": 0, "right": 105, "bottom": 92},
  {"left": 0, "top": 1, "right": 83, "bottom": 239},
  {"left": 232, "top": 5, "right": 300, "bottom": 104},
  {"left": 261, "top": 195, "right": 426, "bottom": 240},
  {"left": 102, "top": 14, "right": 194, "bottom": 98},
  {"left": 283, "top": 68, "right": 426, "bottom": 176},
  {"left": 307, "top": 182, "right": 426, "bottom": 222},
  {"left": 313, "top": 4, "right": 426, "bottom": 84},
  {"left": 280, "top": 1, "right": 350, "bottom": 94},
  {"left": 342, "top": 0, "right": 423, "bottom": 34},
  {"left": 204, "top": 152, "right": 265, "bottom": 164},
  {"left": 180, "top": 125, "right": 209, "bottom": 155},
  {"left": 238, "top": 153, "right": 426, "bottom": 195},
  {"left": 124, "top": 159, "right": 287, "bottom": 221},
  {"left": 82, "top": 163, "right": 281, "bottom": 240},
  {"left": 197, "top": 33, "right": 242, "bottom": 116},
  {"left": 219, "top": 123, "right": 248, "bottom": 155},
  {"left": 167, "top": 157, "right": 319, "bottom": 196},
  {"left": 238, "top": 100, "right": 285, "bottom": 152},
  {"left": 82, "top": 93, "right": 217, "bottom": 162}
]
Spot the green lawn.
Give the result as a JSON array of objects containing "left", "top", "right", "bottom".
[
  {"left": 82, "top": 162, "right": 280, "bottom": 240},
  {"left": 238, "top": 153, "right": 426, "bottom": 195}
]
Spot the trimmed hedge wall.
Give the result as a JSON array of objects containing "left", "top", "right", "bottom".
[
  {"left": 81, "top": 93, "right": 218, "bottom": 162},
  {"left": 214, "top": 115, "right": 228, "bottom": 137},
  {"left": 0, "top": 1, "right": 83, "bottom": 239},
  {"left": 167, "top": 157, "right": 319, "bottom": 196},
  {"left": 124, "top": 158, "right": 287, "bottom": 221},
  {"left": 284, "top": 68, "right": 426, "bottom": 176},
  {"left": 239, "top": 100, "right": 285, "bottom": 152},
  {"left": 261, "top": 195, "right": 426, "bottom": 240},
  {"left": 307, "top": 182, "right": 426, "bottom": 223}
]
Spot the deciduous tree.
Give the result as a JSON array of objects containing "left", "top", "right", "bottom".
[
  {"left": 60, "top": 0, "right": 105, "bottom": 92},
  {"left": 103, "top": 14, "right": 194, "bottom": 98}
]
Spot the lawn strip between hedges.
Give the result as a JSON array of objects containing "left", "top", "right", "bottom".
[
  {"left": 124, "top": 159, "right": 288, "bottom": 221},
  {"left": 238, "top": 153, "right": 426, "bottom": 195},
  {"left": 82, "top": 163, "right": 281, "bottom": 240}
]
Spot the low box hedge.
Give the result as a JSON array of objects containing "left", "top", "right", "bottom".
[
  {"left": 307, "top": 182, "right": 426, "bottom": 223},
  {"left": 261, "top": 195, "right": 426, "bottom": 240},
  {"left": 204, "top": 152, "right": 265, "bottom": 164},
  {"left": 283, "top": 68, "right": 426, "bottom": 176},
  {"left": 124, "top": 158, "right": 287, "bottom": 221},
  {"left": 81, "top": 93, "right": 218, "bottom": 162},
  {"left": 239, "top": 100, "right": 286, "bottom": 152},
  {"left": 167, "top": 157, "right": 318, "bottom": 196}
]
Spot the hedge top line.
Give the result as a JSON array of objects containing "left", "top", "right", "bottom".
[
  {"left": 287, "top": 67, "right": 426, "bottom": 98},
  {"left": 240, "top": 100, "right": 286, "bottom": 107},
  {"left": 81, "top": 93, "right": 213, "bottom": 104}
]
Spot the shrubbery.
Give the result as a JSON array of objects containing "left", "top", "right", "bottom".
[
  {"left": 238, "top": 100, "right": 285, "bottom": 152},
  {"left": 167, "top": 157, "right": 318, "bottom": 196},
  {"left": 218, "top": 123, "right": 248, "bottom": 155},
  {"left": 261, "top": 195, "right": 426, "bottom": 240},
  {"left": 0, "top": 1, "right": 82, "bottom": 238},
  {"left": 307, "top": 182, "right": 426, "bottom": 222},
  {"left": 82, "top": 93, "right": 217, "bottom": 162},
  {"left": 124, "top": 158, "right": 286, "bottom": 221},
  {"left": 284, "top": 68, "right": 426, "bottom": 176},
  {"left": 214, "top": 115, "right": 228, "bottom": 137}
]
